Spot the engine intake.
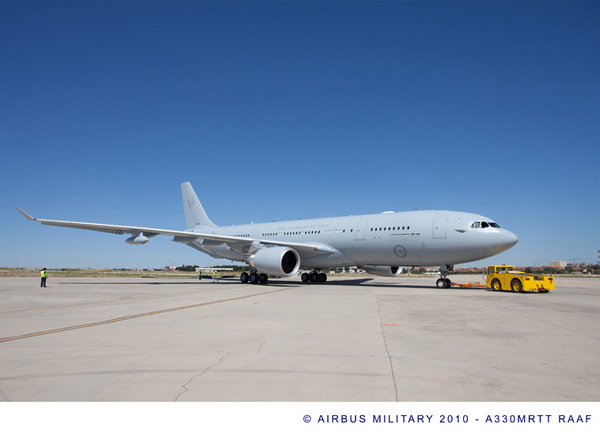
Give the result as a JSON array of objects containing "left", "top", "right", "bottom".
[
  {"left": 249, "top": 246, "right": 300, "bottom": 277},
  {"left": 363, "top": 265, "right": 403, "bottom": 277}
]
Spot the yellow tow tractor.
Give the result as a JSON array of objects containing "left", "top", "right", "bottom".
[{"left": 486, "top": 265, "right": 554, "bottom": 293}]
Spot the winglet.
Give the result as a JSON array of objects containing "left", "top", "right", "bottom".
[{"left": 16, "top": 207, "right": 35, "bottom": 221}]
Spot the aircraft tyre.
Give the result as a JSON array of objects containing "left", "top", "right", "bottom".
[
  {"left": 511, "top": 279, "right": 522, "bottom": 292},
  {"left": 491, "top": 279, "right": 502, "bottom": 291},
  {"left": 240, "top": 272, "right": 249, "bottom": 284},
  {"left": 250, "top": 272, "right": 260, "bottom": 284},
  {"left": 436, "top": 278, "right": 451, "bottom": 289},
  {"left": 301, "top": 271, "right": 327, "bottom": 283},
  {"left": 260, "top": 273, "right": 269, "bottom": 284}
]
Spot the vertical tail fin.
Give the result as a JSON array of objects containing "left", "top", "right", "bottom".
[{"left": 181, "top": 182, "right": 217, "bottom": 229}]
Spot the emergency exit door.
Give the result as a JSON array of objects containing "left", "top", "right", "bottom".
[{"left": 355, "top": 220, "right": 368, "bottom": 241}]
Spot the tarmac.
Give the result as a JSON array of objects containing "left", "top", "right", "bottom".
[{"left": 0, "top": 275, "right": 599, "bottom": 402}]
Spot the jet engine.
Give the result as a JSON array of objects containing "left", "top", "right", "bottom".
[
  {"left": 248, "top": 246, "right": 300, "bottom": 277},
  {"left": 363, "top": 266, "right": 403, "bottom": 277},
  {"left": 126, "top": 233, "right": 149, "bottom": 245}
]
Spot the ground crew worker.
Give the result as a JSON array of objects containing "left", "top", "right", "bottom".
[
  {"left": 40, "top": 268, "right": 47, "bottom": 288},
  {"left": 198, "top": 270, "right": 202, "bottom": 280},
  {"left": 212, "top": 270, "right": 219, "bottom": 283}
]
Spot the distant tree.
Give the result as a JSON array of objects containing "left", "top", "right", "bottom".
[{"left": 176, "top": 265, "right": 198, "bottom": 272}]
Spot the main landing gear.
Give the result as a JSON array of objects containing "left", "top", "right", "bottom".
[
  {"left": 240, "top": 270, "right": 328, "bottom": 285},
  {"left": 301, "top": 270, "right": 327, "bottom": 283},
  {"left": 240, "top": 270, "right": 269, "bottom": 285},
  {"left": 436, "top": 264, "right": 454, "bottom": 289}
]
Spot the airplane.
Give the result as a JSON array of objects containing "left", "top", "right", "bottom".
[{"left": 17, "top": 182, "right": 518, "bottom": 288}]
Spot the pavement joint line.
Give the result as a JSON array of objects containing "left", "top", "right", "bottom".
[{"left": 0, "top": 287, "right": 293, "bottom": 343}]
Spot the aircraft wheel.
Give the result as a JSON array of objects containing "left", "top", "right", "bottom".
[
  {"left": 310, "top": 273, "right": 319, "bottom": 283},
  {"left": 511, "top": 279, "right": 523, "bottom": 292},
  {"left": 436, "top": 278, "right": 448, "bottom": 288},
  {"left": 259, "top": 273, "right": 269, "bottom": 284},
  {"left": 240, "top": 272, "right": 249, "bottom": 284},
  {"left": 301, "top": 273, "right": 309, "bottom": 283},
  {"left": 491, "top": 279, "right": 502, "bottom": 291},
  {"left": 250, "top": 272, "right": 260, "bottom": 284},
  {"left": 319, "top": 273, "right": 327, "bottom": 283}
]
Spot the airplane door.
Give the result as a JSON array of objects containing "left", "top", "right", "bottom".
[
  {"left": 355, "top": 220, "right": 369, "bottom": 241},
  {"left": 432, "top": 215, "right": 448, "bottom": 239}
]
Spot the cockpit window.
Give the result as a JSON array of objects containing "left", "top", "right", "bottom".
[{"left": 472, "top": 221, "right": 501, "bottom": 229}]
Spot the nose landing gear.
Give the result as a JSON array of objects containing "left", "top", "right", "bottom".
[
  {"left": 436, "top": 264, "right": 454, "bottom": 289},
  {"left": 436, "top": 277, "right": 452, "bottom": 288}
]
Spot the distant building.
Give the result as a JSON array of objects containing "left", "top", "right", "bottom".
[{"left": 549, "top": 260, "right": 567, "bottom": 268}]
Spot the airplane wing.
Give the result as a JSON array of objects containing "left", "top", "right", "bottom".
[
  {"left": 16, "top": 208, "right": 337, "bottom": 254},
  {"left": 17, "top": 207, "right": 208, "bottom": 240},
  {"left": 257, "top": 239, "right": 338, "bottom": 255}
]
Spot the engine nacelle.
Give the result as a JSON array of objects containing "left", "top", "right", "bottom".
[
  {"left": 126, "top": 233, "right": 149, "bottom": 245},
  {"left": 248, "top": 246, "right": 300, "bottom": 277},
  {"left": 363, "top": 265, "right": 403, "bottom": 277}
]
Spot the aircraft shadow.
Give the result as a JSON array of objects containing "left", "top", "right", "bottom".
[
  {"left": 60, "top": 281, "right": 214, "bottom": 286},
  {"left": 269, "top": 277, "right": 440, "bottom": 289},
  {"left": 59, "top": 277, "right": 494, "bottom": 292}
]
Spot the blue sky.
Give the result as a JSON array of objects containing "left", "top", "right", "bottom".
[{"left": 1, "top": 0, "right": 598, "bottom": 269}]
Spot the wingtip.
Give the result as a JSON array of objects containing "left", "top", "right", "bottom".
[{"left": 16, "top": 207, "right": 34, "bottom": 221}]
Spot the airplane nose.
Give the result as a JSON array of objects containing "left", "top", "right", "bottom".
[{"left": 501, "top": 229, "right": 519, "bottom": 250}]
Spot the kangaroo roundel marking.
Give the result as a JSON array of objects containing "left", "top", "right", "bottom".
[{"left": 393, "top": 245, "right": 407, "bottom": 258}]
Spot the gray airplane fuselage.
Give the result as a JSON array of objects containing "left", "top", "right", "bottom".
[{"left": 186, "top": 210, "right": 518, "bottom": 268}]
